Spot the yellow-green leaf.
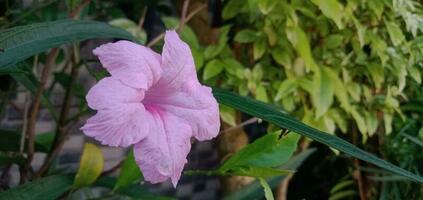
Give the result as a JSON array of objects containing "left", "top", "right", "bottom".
[
  {"left": 313, "top": 67, "right": 334, "bottom": 118},
  {"left": 311, "top": 0, "right": 344, "bottom": 29},
  {"left": 254, "top": 38, "right": 267, "bottom": 60},
  {"left": 255, "top": 85, "right": 269, "bottom": 102},
  {"left": 275, "top": 79, "right": 297, "bottom": 102},
  {"left": 73, "top": 143, "right": 104, "bottom": 188},
  {"left": 286, "top": 22, "right": 317, "bottom": 71},
  {"left": 220, "top": 105, "right": 237, "bottom": 127},
  {"left": 259, "top": 178, "right": 275, "bottom": 200},
  {"left": 203, "top": 60, "right": 224, "bottom": 80},
  {"left": 386, "top": 21, "right": 405, "bottom": 46}
]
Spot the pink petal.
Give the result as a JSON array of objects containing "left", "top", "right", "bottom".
[
  {"left": 153, "top": 30, "right": 198, "bottom": 92},
  {"left": 93, "top": 40, "right": 162, "bottom": 90},
  {"left": 86, "top": 77, "right": 144, "bottom": 110},
  {"left": 81, "top": 103, "right": 149, "bottom": 147},
  {"left": 144, "top": 85, "right": 220, "bottom": 141},
  {"left": 144, "top": 30, "right": 220, "bottom": 141},
  {"left": 133, "top": 110, "right": 192, "bottom": 187}
]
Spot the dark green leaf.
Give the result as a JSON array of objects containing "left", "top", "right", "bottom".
[
  {"left": 230, "top": 166, "right": 292, "bottom": 178},
  {"left": 0, "top": 19, "right": 134, "bottom": 72},
  {"left": 95, "top": 176, "right": 174, "bottom": 200},
  {"left": 113, "top": 150, "right": 143, "bottom": 191},
  {"left": 234, "top": 29, "right": 258, "bottom": 43},
  {"left": 0, "top": 129, "right": 53, "bottom": 153},
  {"left": 212, "top": 88, "right": 423, "bottom": 183},
  {"left": 0, "top": 174, "right": 73, "bottom": 200}
]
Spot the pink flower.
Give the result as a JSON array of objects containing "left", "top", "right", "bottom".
[{"left": 81, "top": 30, "right": 220, "bottom": 187}]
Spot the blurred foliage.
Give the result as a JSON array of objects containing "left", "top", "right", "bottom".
[{"left": 1, "top": 0, "right": 423, "bottom": 199}]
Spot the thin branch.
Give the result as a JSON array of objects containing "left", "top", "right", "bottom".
[
  {"left": 147, "top": 4, "right": 207, "bottom": 47},
  {"left": 68, "top": 0, "right": 91, "bottom": 18},
  {"left": 219, "top": 117, "right": 258, "bottom": 134},
  {"left": 178, "top": 0, "right": 191, "bottom": 33},
  {"left": 19, "top": 92, "right": 30, "bottom": 154},
  {"left": 34, "top": 46, "right": 81, "bottom": 179},
  {"left": 33, "top": 2, "right": 89, "bottom": 178},
  {"left": 138, "top": 6, "right": 148, "bottom": 29},
  {"left": 20, "top": 48, "right": 59, "bottom": 183},
  {"left": 185, "top": 4, "right": 207, "bottom": 23},
  {"left": 8, "top": 102, "right": 22, "bottom": 113}
]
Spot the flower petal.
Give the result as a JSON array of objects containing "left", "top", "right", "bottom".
[
  {"left": 144, "top": 85, "right": 220, "bottom": 141},
  {"left": 144, "top": 30, "right": 220, "bottom": 141},
  {"left": 86, "top": 77, "right": 144, "bottom": 110},
  {"left": 81, "top": 103, "right": 149, "bottom": 147},
  {"left": 93, "top": 40, "right": 162, "bottom": 89},
  {"left": 133, "top": 110, "right": 192, "bottom": 187},
  {"left": 154, "top": 30, "right": 198, "bottom": 92}
]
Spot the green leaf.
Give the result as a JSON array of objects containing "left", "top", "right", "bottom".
[
  {"left": 203, "top": 26, "right": 231, "bottom": 60},
  {"left": 313, "top": 67, "right": 334, "bottom": 118},
  {"left": 365, "top": 111, "right": 378, "bottom": 137},
  {"left": 275, "top": 79, "right": 297, "bottom": 101},
  {"left": 264, "top": 22, "right": 277, "bottom": 46},
  {"left": 329, "top": 190, "right": 357, "bottom": 200},
  {"left": 212, "top": 88, "right": 423, "bottom": 183},
  {"left": 113, "top": 150, "right": 143, "bottom": 191},
  {"left": 368, "top": 0, "right": 384, "bottom": 19},
  {"left": 408, "top": 66, "right": 421, "bottom": 84},
  {"left": 255, "top": 85, "right": 269, "bottom": 102},
  {"left": 330, "top": 180, "right": 355, "bottom": 194},
  {"left": 192, "top": 47, "right": 204, "bottom": 70},
  {"left": 0, "top": 174, "right": 73, "bottom": 200},
  {"left": 351, "top": 107, "right": 368, "bottom": 135},
  {"left": 386, "top": 21, "right": 405, "bottom": 46},
  {"left": 271, "top": 47, "right": 292, "bottom": 69},
  {"left": 0, "top": 19, "right": 134, "bottom": 72},
  {"left": 326, "top": 34, "right": 344, "bottom": 49},
  {"left": 234, "top": 29, "right": 258, "bottom": 43},
  {"left": 259, "top": 178, "right": 275, "bottom": 200},
  {"left": 311, "top": 0, "right": 344, "bottom": 29},
  {"left": 223, "top": 149, "right": 315, "bottom": 200},
  {"left": 109, "top": 18, "right": 147, "bottom": 44},
  {"left": 219, "top": 131, "right": 300, "bottom": 171},
  {"left": 0, "top": 129, "right": 53, "bottom": 153},
  {"left": 162, "top": 17, "right": 200, "bottom": 48},
  {"left": 231, "top": 166, "right": 291, "bottom": 178},
  {"left": 222, "top": 58, "right": 244, "bottom": 76},
  {"left": 258, "top": 0, "right": 278, "bottom": 15},
  {"left": 367, "top": 63, "right": 384, "bottom": 90},
  {"left": 0, "top": 153, "right": 25, "bottom": 166},
  {"left": 73, "top": 143, "right": 104, "bottom": 188},
  {"left": 324, "top": 68, "right": 351, "bottom": 112},
  {"left": 222, "top": 0, "right": 247, "bottom": 19},
  {"left": 384, "top": 113, "right": 393, "bottom": 135},
  {"left": 286, "top": 22, "right": 317, "bottom": 71},
  {"left": 220, "top": 104, "right": 237, "bottom": 127},
  {"left": 203, "top": 59, "right": 224, "bottom": 80},
  {"left": 400, "top": 132, "right": 423, "bottom": 148},
  {"left": 253, "top": 38, "right": 266, "bottom": 60},
  {"left": 95, "top": 176, "right": 174, "bottom": 200}
]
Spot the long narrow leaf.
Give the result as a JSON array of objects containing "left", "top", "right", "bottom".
[
  {"left": 0, "top": 19, "right": 135, "bottom": 71},
  {"left": 0, "top": 174, "right": 73, "bottom": 200},
  {"left": 212, "top": 88, "right": 423, "bottom": 183}
]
